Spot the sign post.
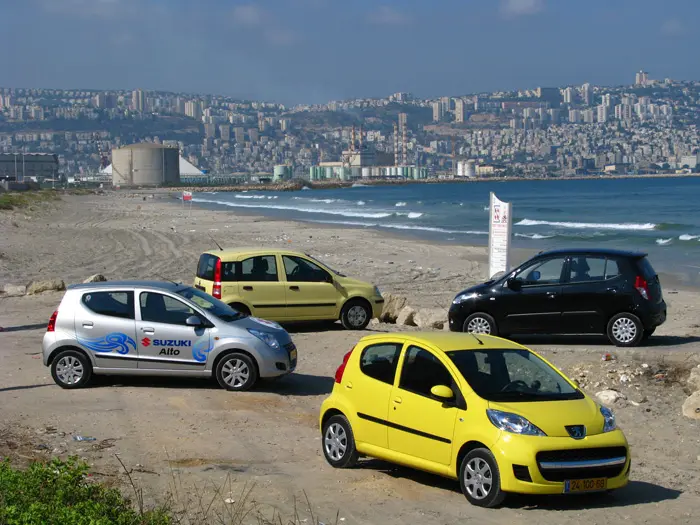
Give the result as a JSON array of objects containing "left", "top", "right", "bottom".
[
  {"left": 182, "top": 191, "right": 193, "bottom": 217},
  {"left": 488, "top": 192, "right": 513, "bottom": 279}
]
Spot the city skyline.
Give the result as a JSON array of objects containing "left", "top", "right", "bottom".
[{"left": 1, "top": 0, "right": 698, "bottom": 104}]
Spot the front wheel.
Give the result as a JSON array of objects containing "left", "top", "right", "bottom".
[
  {"left": 51, "top": 350, "right": 93, "bottom": 389},
  {"left": 322, "top": 415, "right": 359, "bottom": 468},
  {"left": 463, "top": 313, "right": 498, "bottom": 336},
  {"left": 459, "top": 448, "right": 506, "bottom": 508},
  {"left": 340, "top": 300, "right": 372, "bottom": 330},
  {"left": 607, "top": 313, "right": 644, "bottom": 347},
  {"left": 215, "top": 353, "right": 258, "bottom": 391}
]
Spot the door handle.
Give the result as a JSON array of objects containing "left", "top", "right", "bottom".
[
  {"left": 607, "top": 287, "right": 618, "bottom": 293},
  {"left": 547, "top": 292, "right": 557, "bottom": 298},
  {"left": 243, "top": 286, "right": 253, "bottom": 291},
  {"left": 393, "top": 397, "right": 402, "bottom": 404},
  {"left": 345, "top": 382, "right": 353, "bottom": 390},
  {"left": 140, "top": 327, "right": 155, "bottom": 334},
  {"left": 82, "top": 321, "right": 94, "bottom": 328},
  {"left": 289, "top": 286, "right": 300, "bottom": 291}
]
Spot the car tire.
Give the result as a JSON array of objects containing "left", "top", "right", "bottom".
[
  {"left": 340, "top": 300, "right": 371, "bottom": 330},
  {"left": 607, "top": 313, "right": 644, "bottom": 347},
  {"left": 463, "top": 313, "right": 498, "bottom": 336},
  {"left": 322, "top": 414, "right": 359, "bottom": 469},
  {"left": 215, "top": 353, "right": 258, "bottom": 391},
  {"left": 459, "top": 448, "right": 506, "bottom": 508},
  {"left": 229, "top": 303, "right": 251, "bottom": 316},
  {"left": 642, "top": 328, "right": 656, "bottom": 340},
  {"left": 51, "top": 349, "right": 93, "bottom": 389}
]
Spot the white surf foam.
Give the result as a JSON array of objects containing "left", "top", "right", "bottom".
[
  {"left": 192, "top": 198, "right": 392, "bottom": 219},
  {"left": 656, "top": 238, "right": 673, "bottom": 246},
  {"left": 395, "top": 202, "right": 407, "bottom": 207},
  {"left": 516, "top": 219, "right": 657, "bottom": 231},
  {"left": 679, "top": 234, "right": 700, "bottom": 241}
]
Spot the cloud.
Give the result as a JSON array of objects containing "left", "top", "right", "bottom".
[
  {"left": 500, "top": 0, "right": 544, "bottom": 17},
  {"left": 367, "top": 6, "right": 411, "bottom": 26},
  {"left": 661, "top": 18, "right": 685, "bottom": 36},
  {"left": 232, "top": 4, "right": 265, "bottom": 26}
]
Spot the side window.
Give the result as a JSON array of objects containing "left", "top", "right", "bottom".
[
  {"left": 283, "top": 255, "right": 331, "bottom": 283},
  {"left": 240, "top": 256, "right": 278, "bottom": 282},
  {"left": 82, "top": 291, "right": 134, "bottom": 320},
  {"left": 196, "top": 254, "right": 217, "bottom": 280},
  {"left": 222, "top": 262, "right": 237, "bottom": 282},
  {"left": 359, "top": 343, "right": 402, "bottom": 385},
  {"left": 140, "top": 292, "right": 197, "bottom": 325},
  {"left": 569, "top": 256, "right": 606, "bottom": 283},
  {"left": 399, "top": 346, "right": 454, "bottom": 398},
  {"left": 517, "top": 257, "right": 566, "bottom": 286},
  {"left": 605, "top": 258, "right": 621, "bottom": 279}
]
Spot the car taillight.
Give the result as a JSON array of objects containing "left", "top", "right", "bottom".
[
  {"left": 213, "top": 258, "right": 222, "bottom": 299},
  {"left": 635, "top": 276, "right": 649, "bottom": 300},
  {"left": 47, "top": 311, "right": 58, "bottom": 332},
  {"left": 334, "top": 347, "right": 355, "bottom": 384}
]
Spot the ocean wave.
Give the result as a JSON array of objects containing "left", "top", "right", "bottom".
[
  {"left": 656, "top": 238, "right": 673, "bottom": 246},
  {"left": 192, "top": 198, "right": 392, "bottom": 219},
  {"left": 516, "top": 219, "right": 657, "bottom": 231},
  {"left": 292, "top": 197, "right": 338, "bottom": 204},
  {"left": 515, "top": 233, "right": 555, "bottom": 240},
  {"left": 357, "top": 201, "right": 366, "bottom": 205},
  {"left": 394, "top": 212, "right": 423, "bottom": 219},
  {"left": 395, "top": 202, "right": 407, "bottom": 207},
  {"left": 235, "top": 194, "right": 266, "bottom": 199},
  {"left": 679, "top": 234, "right": 700, "bottom": 241},
  {"left": 304, "top": 219, "right": 488, "bottom": 236}
]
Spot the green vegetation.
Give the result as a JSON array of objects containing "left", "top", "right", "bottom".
[
  {"left": 0, "top": 458, "right": 170, "bottom": 525},
  {"left": 0, "top": 190, "right": 62, "bottom": 211}
]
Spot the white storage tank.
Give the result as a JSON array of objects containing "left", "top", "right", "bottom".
[{"left": 111, "top": 144, "right": 180, "bottom": 187}]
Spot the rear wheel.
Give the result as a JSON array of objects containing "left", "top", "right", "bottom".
[
  {"left": 463, "top": 313, "right": 498, "bottom": 336},
  {"left": 322, "top": 415, "right": 359, "bottom": 468},
  {"left": 607, "top": 313, "right": 644, "bottom": 347},
  {"left": 459, "top": 448, "right": 506, "bottom": 508},
  {"left": 340, "top": 300, "right": 371, "bottom": 330},
  {"left": 215, "top": 353, "right": 258, "bottom": 391},
  {"left": 51, "top": 350, "right": 93, "bottom": 389}
]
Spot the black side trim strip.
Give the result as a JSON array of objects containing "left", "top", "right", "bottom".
[
  {"left": 253, "top": 304, "right": 286, "bottom": 309},
  {"left": 357, "top": 412, "right": 451, "bottom": 444},
  {"left": 94, "top": 354, "right": 206, "bottom": 366},
  {"left": 287, "top": 303, "right": 336, "bottom": 308}
]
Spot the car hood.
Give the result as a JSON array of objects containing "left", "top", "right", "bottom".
[
  {"left": 335, "top": 275, "right": 374, "bottom": 291},
  {"left": 223, "top": 315, "right": 293, "bottom": 345},
  {"left": 455, "top": 281, "right": 495, "bottom": 297},
  {"left": 489, "top": 396, "right": 605, "bottom": 437}
]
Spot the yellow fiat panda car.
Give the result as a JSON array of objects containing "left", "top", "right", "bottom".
[
  {"left": 319, "top": 332, "right": 630, "bottom": 507},
  {"left": 194, "top": 248, "right": 384, "bottom": 330}
]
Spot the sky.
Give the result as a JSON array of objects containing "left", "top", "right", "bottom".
[{"left": 0, "top": 0, "right": 698, "bottom": 104}]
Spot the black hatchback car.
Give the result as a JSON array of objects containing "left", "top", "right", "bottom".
[{"left": 448, "top": 248, "right": 667, "bottom": 347}]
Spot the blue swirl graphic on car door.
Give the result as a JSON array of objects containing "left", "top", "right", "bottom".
[
  {"left": 77, "top": 332, "right": 136, "bottom": 355},
  {"left": 192, "top": 337, "right": 214, "bottom": 362}
]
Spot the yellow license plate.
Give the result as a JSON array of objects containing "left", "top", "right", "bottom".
[
  {"left": 290, "top": 349, "right": 297, "bottom": 360},
  {"left": 564, "top": 478, "right": 607, "bottom": 493}
]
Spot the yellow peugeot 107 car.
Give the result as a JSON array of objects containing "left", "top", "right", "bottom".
[
  {"left": 319, "top": 332, "right": 630, "bottom": 507},
  {"left": 194, "top": 248, "right": 384, "bottom": 330}
]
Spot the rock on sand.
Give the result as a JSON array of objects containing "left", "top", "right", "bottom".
[
  {"left": 380, "top": 293, "right": 408, "bottom": 323},
  {"left": 414, "top": 308, "right": 448, "bottom": 330},
  {"left": 0, "top": 284, "right": 26, "bottom": 297},
  {"left": 26, "top": 279, "right": 66, "bottom": 295},
  {"left": 396, "top": 306, "right": 417, "bottom": 327},
  {"left": 682, "top": 391, "right": 700, "bottom": 420},
  {"left": 596, "top": 389, "right": 626, "bottom": 406},
  {"left": 83, "top": 274, "right": 108, "bottom": 283}
]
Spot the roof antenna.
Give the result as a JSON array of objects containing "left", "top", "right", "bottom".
[
  {"left": 155, "top": 274, "right": 181, "bottom": 286},
  {"left": 471, "top": 333, "right": 485, "bottom": 345},
  {"left": 209, "top": 234, "right": 224, "bottom": 251}
]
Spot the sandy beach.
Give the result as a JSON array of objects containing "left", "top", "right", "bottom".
[{"left": 1, "top": 191, "right": 700, "bottom": 524}]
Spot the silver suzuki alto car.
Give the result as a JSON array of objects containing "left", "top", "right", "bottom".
[{"left": 42, "top": 281, "right": 297, "bottom": 391}]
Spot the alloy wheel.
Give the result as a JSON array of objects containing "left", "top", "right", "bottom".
[
  {"left": 467, "top": 317, "right": 492, "bottom": 334},
  {"left": 463, "top": 457, "right": 493, "bottom": 500},
  {"left": 347, "top": 305, "right": 368, "bottom": 328},
  {"left": 221, "top": 358, "right": 250, "bottom": 388},
  {"left": 612, "top": 317, "right": 637, "bottom": 343},
  {"left": 55, "top": 356, "right": 84, "bottom": 385},
  {"left": 324, "top": 423, "right": 348, "bottom": 462}
]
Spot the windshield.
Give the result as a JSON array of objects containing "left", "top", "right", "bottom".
[
  {"left": 446, "top": 349, "right": 583, "bottom": 402},
  {"left": 175, "top": 286, "right": 245, "bottom": 322},
  {"left": 305, "top": 254, "right": 346, "bottom": 277}
]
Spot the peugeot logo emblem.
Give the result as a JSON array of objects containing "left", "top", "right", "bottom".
[{"left": 566, "top": 425, "right": 586, "bottom": 440}]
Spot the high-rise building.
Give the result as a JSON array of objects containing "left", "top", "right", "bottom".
[
  {"left": 440, "top": 96, "right": 452, "bottom": 113},
  {"left": 185, "top": 101, "right": 202, "bottom": 121},
  {"left": 453, "top": 99, "right": 465, "bottom": 123},
  {"left": 568, "top": 109, "right": 581, "bottom": 123},
  {"left": 432, "top": 101, "right": 443, "bottom": 122},
  {"left": 248, "top": 128, "right": 259, "bottom": 143},
  {"left": 635, "top": 70, "right": 649, "bottom": 86},
  {"left": 536, "top": 87, "right": 561, "bottom": 107},
  {"left": 234, "top": 127, "right": 245, "bottom": 143},
  {"left": 602, "top": 93, "right": 613, "bottom": 107},
  {"left": 563, "top": 87, "right": 575, "bottom": 105},
  {"left": 30, "top": 106, "right": 44, "bottom": 120},
  {"left": 398, "top": 112, "right": 408, "bottom": 132},
  {"left": 280, "top": 118, "right": 291, "bottom": 132},
  {"left": 597, "top": 104, "right": 608, "bottom": 123},
  {"left": 219, "top": 125, "right": 231, "bottom": 142},
  {"left": 582, "top": 109, "right": 595, "bottom": 123},
  {"left": 132, "top": 89, "right": 145, "bottom": 112},
  {"left": 581, "top": 83, "right": 591, "bottom": 105},
  {"left": 204, "top": 123, "right": 217, "bottom": 139}
]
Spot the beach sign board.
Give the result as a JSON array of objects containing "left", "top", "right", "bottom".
[
  {"left": 488, "top": 192, "right": 513, "bottom": 279},
  {"left": 182, "top": 191, "right": 193, "bottom": 202}
]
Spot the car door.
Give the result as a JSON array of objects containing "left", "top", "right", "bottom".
[
  {"left": 561, "top": 256, "right": 627, "bottom": 334},
  {"left": 74, "top": 290, "right": 138, "bottom": 369},
  {"left": 346, "top": 342, "right": 403, "bottom": 449},
  {"left": 282, "top": 255, "right": 339, "bottom": 320},
  {"left": 136, "top": 291, "right": 211, "bottom": 369},
  {"left": 387, "top": 344, "right": 459, "bottom": 466},
  {"left": 498, "top": 256, "right": 567, "bottom": 334},
  {"left": 237, "top": 255, "right": 288, "bottom": 320}
]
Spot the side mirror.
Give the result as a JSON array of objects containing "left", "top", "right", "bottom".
[
  {"left": 185, "top": 315, "right": 203, "bottom": 327},
  {"left": 507, "top": 278, "right": 522, "bottom": 291},
  {"left": 430, "top": 385, "right": 455, "bottom": 400},
  {"left": 324, "top": 273, "right": 334, "bottom": 284}
]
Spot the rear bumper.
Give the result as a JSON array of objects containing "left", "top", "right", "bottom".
[{"left": 639, "top": 300, "right": 667, "bottom": 329}]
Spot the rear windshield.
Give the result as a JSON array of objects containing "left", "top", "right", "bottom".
[
  {"left": 636, "top": 257, "right": 658, "bottom": 280},
  {"left": 197, "top": 254, "right": 219, "bottom": 280}
]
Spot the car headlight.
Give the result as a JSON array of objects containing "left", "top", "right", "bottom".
[
  {"left": 453, "top": 292, "right": 478, "bottom": 304},
  {"left": 487, "top": 409, "right": 546, "bottom": 436},
  {"left": 248, "top": 329, "right": 280, "bottom": 350},
  {"left": 600, "top": 406, "right": 616, "bottom": 432}
]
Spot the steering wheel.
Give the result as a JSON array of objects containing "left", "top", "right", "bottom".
[{"left": 501, "top": 380, "right": 530, "bottom": 392}]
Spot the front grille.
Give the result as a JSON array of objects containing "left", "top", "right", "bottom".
[{"left": 536, "top": 447, "right": 627, "bottom": 482}]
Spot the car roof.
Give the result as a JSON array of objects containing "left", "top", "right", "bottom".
[
  {"left": 358, "top": 332, "right": 526, "bottom": 352},
  {"left": 202, "top": 247, "right": 306, "bottom": 259},
  {"left": 67, "top": 280, "right": 187, "bottom": 292},
  {"left": 536, "top": 248, "right": 647, "bottom": 259}
]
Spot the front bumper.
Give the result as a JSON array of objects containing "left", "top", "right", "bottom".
[
  {"left": 493, "top": 430, "right": 630, "bottom": 495},
  {"left": 372, "top": 298, "right": 384, "bottom": 320},
  {"left": 448, "top": 304, "right": 468, "bottom": 332}
]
